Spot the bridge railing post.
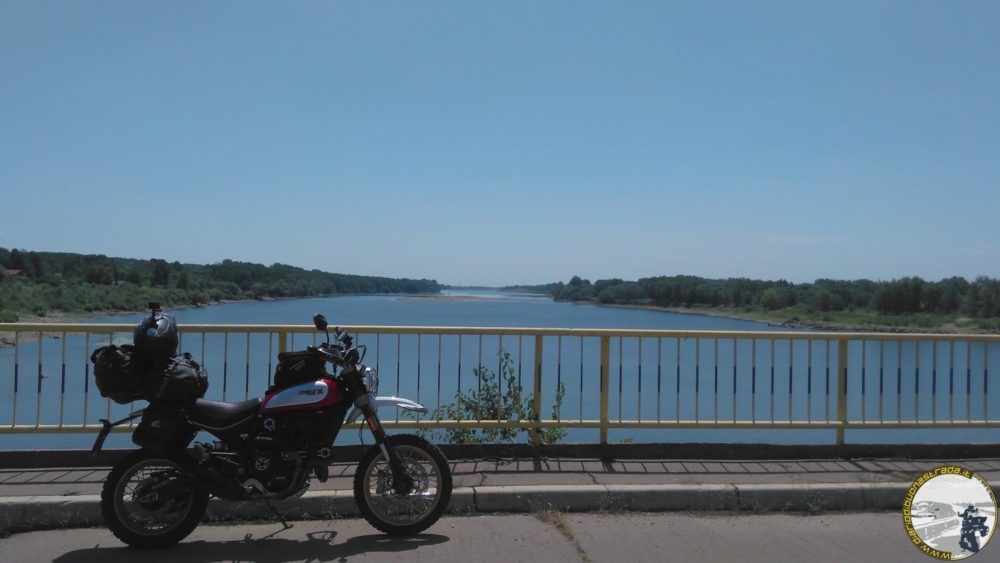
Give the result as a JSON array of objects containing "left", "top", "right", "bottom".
[
  {"left": 836, "top": 337, "right": 849, "bottom": 446},
  {"left": 600, "top": 335, "right": 610, "bottom": 447},
  {"left": 531, "top": 334, "right": 544, "bottom": 447}
]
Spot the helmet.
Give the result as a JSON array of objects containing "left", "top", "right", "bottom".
[{"left": 133, "top": 311, "right": 178, "bottom": 357}]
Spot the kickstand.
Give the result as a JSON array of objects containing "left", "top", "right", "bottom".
[{"left": 266, "top": 498, "right": 293, "bottom": 530}]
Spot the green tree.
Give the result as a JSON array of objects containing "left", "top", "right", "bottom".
[
  {"left": 598, "top": 282, "right": 644, "bottom": 304},
  {"left": 965, "top": 277, "right": 1000, "bottom": 318},
  {"left": 151, "top": 259, "right": 170, "bottom": 287},
  {"left": 125, "top": 269, "right": 143, "bottom": 285},
  {"left": 760, "top": 288, "right": 785, "bottom": 311},
  {"left": 554, "top": 275, "right": 595, "bottom": 301},
  {"left": 9, "top": 249, "right": 25, "bottom": 271},
  {"left": 28, "top": 252, "right": 44, "bottom": 279},
  {"left": 938, "top": 277, "right": 968, "bottom": 314}
]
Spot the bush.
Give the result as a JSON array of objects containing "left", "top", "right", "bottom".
[
  {"left": 425, "top": 349, "right": 566, "bottom": 445},
  {"left": 0, "top": 310, "right": 17, "bottom": 322}
]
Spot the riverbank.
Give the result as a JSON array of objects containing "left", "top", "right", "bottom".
[
  {"left": 0, "top": 299, "right": 256, "bottom": 346},
  {"left": 592, "top": 302, "right": 999, "bottom": 335},
  {"left": 4, "top": 293, "right": 998, "bottom": 337}
]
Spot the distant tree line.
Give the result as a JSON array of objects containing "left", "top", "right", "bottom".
[
  {"left": 499, "top": 283, "right": 560, "bottom": 294},
  {"left": 0, "top": 248, "right": 440, "bottom": 321},
  {"left": 550, "top": 274, "right": 1000, "bottom": 319}
]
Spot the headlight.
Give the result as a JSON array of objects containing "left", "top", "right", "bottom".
[{"left": 362, "top": 366, "right": 379, "bottom": 395}]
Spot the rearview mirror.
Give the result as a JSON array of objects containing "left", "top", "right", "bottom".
[{"left": 313, "top": 314, "right": 328, "bottom": 331}]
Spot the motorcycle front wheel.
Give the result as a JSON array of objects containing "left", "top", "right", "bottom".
[
  {"left": 100, "top": 450, "right": 209, "bottom": 548},
  {"left": 353, "top": 434, "right": 452, "bottom": 536}
]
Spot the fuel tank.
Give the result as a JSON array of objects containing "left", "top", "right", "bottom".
[{"left": 260, "top": 378, "right": 345, "bottom": 413}]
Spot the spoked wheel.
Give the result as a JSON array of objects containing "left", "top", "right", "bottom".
[
  {"left": 354, "top": 434, "right": 452, "bottom": 536},
  {"left": 101, "top": 450, "right": 209, "bottom": 548}
]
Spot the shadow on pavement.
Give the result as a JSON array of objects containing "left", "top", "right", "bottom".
[{"left": 51, "top": 530, "right": 449, "bottom": 563}]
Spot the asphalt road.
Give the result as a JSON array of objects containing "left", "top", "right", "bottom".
[{"left": 0, "top": 511, "right": 949, "bottom": 563}]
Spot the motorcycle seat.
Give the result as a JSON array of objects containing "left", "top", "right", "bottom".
[{"left": 187, "top": 398, "right": 261, "bottom": 430}]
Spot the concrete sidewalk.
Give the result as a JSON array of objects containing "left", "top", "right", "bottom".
[{"left": 3, "top": 456, "right": 1000, "bottom": 534}]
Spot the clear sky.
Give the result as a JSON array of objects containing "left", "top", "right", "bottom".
[{"left": 2, "top": 1, "right": 998, "bottom": 287}]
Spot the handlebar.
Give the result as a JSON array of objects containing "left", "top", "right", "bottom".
[
  {"left": 310, "top": 314, "right": 365, "bottom": 365},
  {"left": 308, "top": 343, "right": 340, "bottom": 361},
  {"left": 308, "top": 339, "right": 364, "bottom": 366}
]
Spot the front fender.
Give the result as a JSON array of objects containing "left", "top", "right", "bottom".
[{"left": 347, "top": 396, "right": 428, "bottom": 424}]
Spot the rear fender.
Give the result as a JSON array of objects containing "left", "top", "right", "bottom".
[{"left": 347, "top": 396, "right": 427, "bottom": 424}]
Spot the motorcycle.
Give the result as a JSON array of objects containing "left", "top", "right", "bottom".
[{"left": 91, "top": 311, "right": 452, "bottom": 548}]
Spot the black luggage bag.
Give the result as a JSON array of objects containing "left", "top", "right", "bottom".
[{"left": 91, "top": 346, "right": 208, "bottom": 403}]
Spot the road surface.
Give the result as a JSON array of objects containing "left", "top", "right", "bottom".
[{"left": 0, "top": 512, "right": 954, "bottom": 563}]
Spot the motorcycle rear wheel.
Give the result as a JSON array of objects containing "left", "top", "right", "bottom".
[
  {"left": 101, "top": 450, "right": 209, "bottom": 548},
  {"left": 353, "top": 434, "right": 452, "bottom": 536}
]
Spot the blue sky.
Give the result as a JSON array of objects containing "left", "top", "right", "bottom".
[{"left": 2, "top": 1, "right": 998, "bottom": 286}]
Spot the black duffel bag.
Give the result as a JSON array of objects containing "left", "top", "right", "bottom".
[
  {"left": 91, "top": 344, "right": 143, "bottom": 404},
  {"left": 91, "top": 347, "right": 209, "bottom": 403},
  {"left": 140, "top": 352, "right": 209, "bottom": 402}
]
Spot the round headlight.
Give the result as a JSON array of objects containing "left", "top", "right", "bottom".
[{"left": 362, "top": 366, "right": 379, "bottom": 395}]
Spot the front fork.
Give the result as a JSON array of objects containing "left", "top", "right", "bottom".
[{"left": 354, "top": 393, "right": 414, "bottom": 495}]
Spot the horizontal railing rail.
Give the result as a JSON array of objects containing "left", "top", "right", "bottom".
[{"left": 2, "top": 323, "right": 999, "bottom": 446}]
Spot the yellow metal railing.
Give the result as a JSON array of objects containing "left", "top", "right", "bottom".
[{"left": 2, "top": 323, "right": 999, "bottom": 446}]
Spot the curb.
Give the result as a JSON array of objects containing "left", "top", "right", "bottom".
[{"left": 0, "top": 483, "right": 910, "bottom": 535}]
